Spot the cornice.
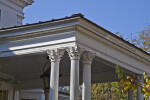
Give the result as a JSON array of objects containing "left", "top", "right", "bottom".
[
  {"left": 76, "top": 25, "right": 150, "bottom": 67},
  {"left": 77, "top": 42, "right": 149, "bottom": 75},
  {"left": 0, "top": 26, "right": 76, "bottom": 44},
  {"left": 79, "top": 19, "right": 136, "bottom": 52},
  {"left": 0, "top": 17, "right": 80, "bottom": 33},
  {"left": 77, "top": 19, "right": 150, "bottom": 61}
]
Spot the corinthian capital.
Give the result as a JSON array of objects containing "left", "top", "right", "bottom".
[
  {"left": 67, "top": 47, "right": 84, "bottom": 60},
  {"left": 82, "top": 51, "right": 96, "bottom": 64},
  {"left": 47, "top": 49, "right": 65, "bottom": 62}
]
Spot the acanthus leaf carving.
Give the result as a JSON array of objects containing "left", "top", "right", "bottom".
[
  {"left": 82, "top": 51, "right": 96, "bottom": 64},
  {"left": 47, "top": 49, "right": 65, "bottom": 62},
  {"left": 67, "top": 46, "right": 84, "bottom": 60}
]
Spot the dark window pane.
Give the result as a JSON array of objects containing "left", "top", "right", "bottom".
[{"left": 0, "top": 90, "right": 8, "bottom": 100}]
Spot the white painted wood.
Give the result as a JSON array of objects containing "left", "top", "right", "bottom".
[
  {"left": 78, "top": 18, "right": 149, "bottom": 61},
  {"left": 0, "top": 16, "right": 148, "bottom": 76},
  {"left": 0, "top": 16, "right": 149, "bottom": 76},
  {"left": 76, "top": 30, "right": 150, "bottom": 75},
  {"left": 82, "top": 51, "right": 95, "bottom": 100},
  {"left": 137, "top": 87, "right": 144, "bottom": 100},
  {"left": 0, "top": 32, "right": 76, "bottom": 57},
  {"left": 67, "top": 47, "right": 84, "bottom": 100},
  {"left": 137, "top": 75, "right": 144, "bottom": 100},
  {"left": 49, "top": 61, "right": 59, "bottom": 100},
  {"left": 0, "top": 0, "right": 33, "bottom": 28},
  {"left": 82, "top": 63, "right": 91, "bottom": 100},
  {"left": 0, "top": 22, "right": 78, "bottom": 38},
  {"left": 13, "top": 90, "right": 19, "bottom": 100},
  {"left": 47, "top": 49, "right": 65, "bottom": 100}
]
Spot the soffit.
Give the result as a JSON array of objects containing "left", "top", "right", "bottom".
[{"left": 0, "top": 52, "right": 118, "bottom": 86}]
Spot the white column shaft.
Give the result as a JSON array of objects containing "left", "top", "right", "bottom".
[
  {"left": 82, "top": 63, "right": 91, "bottom": 100},
  {"left": 49, "top": 61, "right": 59, "bottom": 100},
  {"left": 47, "top": 49, "right": 64, "bottom": 100},
  {"left": 82, "top": 51, "right": 95, "bottom": 100},
  {"left": 137, "top": 87, "right": 144, "bottom": 100},
  {"left": 128, "top": 90, "right": 134, "bottom": 100},
  {"left": 70, "top": 59, "right": 79, "bottom": 100},
  {"left": 67, "top": 47, "right": 84, "bottom": 100},
  {"left": 137, "top": 75, "right": 144, "bottom": 100},
  {"left": 13, "top": 90, "right": 19, "bottom": 100}
]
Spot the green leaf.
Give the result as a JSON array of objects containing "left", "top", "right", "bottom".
[{"left": 118, "top": 73, "right": 124, "bottom": 79}]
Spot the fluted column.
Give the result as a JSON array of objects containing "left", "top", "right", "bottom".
[
  {"left": 47, "top": 49, "right": 65, "bottom": 100},
  {"left": 128, "top": 90, "right": 134, "bottom": 100},
  {"left": 67, "top": 47, "right": 84, "bottom": 100},
  {"left": 82, "top": 51, "right": 95, "bottom": 100},
  {"left": 137, "top": 75, "right": 144, "bottom": 100}
]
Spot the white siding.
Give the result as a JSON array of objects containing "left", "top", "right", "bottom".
[{"left": 0, "top": 0, "right": 25, "bottom": 28}]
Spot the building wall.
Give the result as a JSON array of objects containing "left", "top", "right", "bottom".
[
  {"left": 0, "top": 72, "right": 15, "bottom": 100},
  {"left": 0, "top": 0, "right": 25, "bottom": 28},
  {"left": 0, "top": 83, "right": 14, "bottom": 100}
]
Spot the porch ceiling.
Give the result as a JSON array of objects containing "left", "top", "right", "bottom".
[{"left": 0, "top": 52, "right": 118, "bottom": 89}]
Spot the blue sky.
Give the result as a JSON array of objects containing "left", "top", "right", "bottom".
[{"left": 23, "top": 0, "right": 150, "bottom": 38}]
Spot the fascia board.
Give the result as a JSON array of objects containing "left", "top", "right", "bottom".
[
  {"left": 76, "top": 34, "right": 149, "bottom": 75},
  {"left": 78, "top": 18, "right": 150, "bottom": 61},
  {"left": 75, "top": 25, "right": 150, "bottom": 75}
]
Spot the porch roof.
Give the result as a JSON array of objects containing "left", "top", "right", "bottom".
[
  {"left": 0, "top": 13, "right": 149, "bottom": 56},
  {"left": 0, "top": 14, "right": 149, "bottom": 89}
]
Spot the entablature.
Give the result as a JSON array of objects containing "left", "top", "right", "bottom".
[{"left": 0, "top": 15, "right": 149, "bottom": 76}]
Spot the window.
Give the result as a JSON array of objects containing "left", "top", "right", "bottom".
[{"left": 0, "top": 90, "right": 8, "bottom": 100}]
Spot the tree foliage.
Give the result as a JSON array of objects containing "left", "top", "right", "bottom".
[
  {"left": 116, "top": 65, "right": 150, "bottom": 100},
  {"left": 91, "top": 82, "right": 128, "bottom": 100},
  {"left": 132, "top": 25, "right": 150, "bottom": 53},
  {"left": 115, "top": 65, "right": 138, "bottom": 93},
  {"left": 142, "top": 72, "right": 150, "bottom": 100}
]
